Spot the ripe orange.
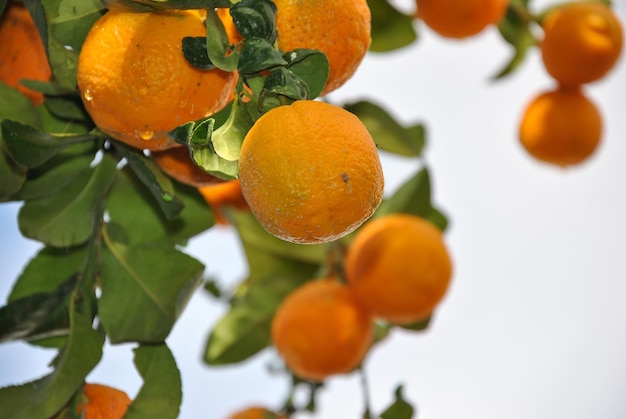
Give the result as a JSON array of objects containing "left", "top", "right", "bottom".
[
  {"left": 345, "top": 214, "right": 453, "bottom": 325},
  {"left": 273, "top": 0, "right": 371, "bottom": 95},
  {"left": 77, "top": 383, "right": 131, "bottom": 419},
  {"left": 77, "top": 9, "right": 236, "bottom": 151},
  {"left": 271, "top": 279, "right": 374, "bottom": 382},
  {"left": 238, "top": 100, "right": 384, "bottom": 244},
  {"left": 152, "top": 146, "right": 224, "bottom": 187},
  {"left": 541, "top": 2, "right": 623, "bottom": 86},
  {"left": 198, "top": 179, "right": 249, "bottom": 225},
  {"left": 227, "top": 406, "right": 286, "bottom": 419},
  {"left": 0, "top": 1, "right": 51, "bottom": 105},
  {"left": 519, "top": 86, "right": 602, "bottom": 167},
  {"left": 416, "top": 0, "right": 508, "bottom": 39}
]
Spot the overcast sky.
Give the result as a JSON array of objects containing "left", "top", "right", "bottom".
[{"left": 2, "top": 1, "right": 626, "bottom": 418}]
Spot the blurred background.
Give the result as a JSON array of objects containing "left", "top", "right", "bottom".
[{"left": 2, "top": 0, "right": 626, "bottom": 418}]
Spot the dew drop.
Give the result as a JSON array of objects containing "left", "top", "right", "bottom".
[
  {"left": 139, "top": 128, "right": 154, "bottom": 141},
  {"left": 83, "top": 89, "right": 93, "bottom": 102}
]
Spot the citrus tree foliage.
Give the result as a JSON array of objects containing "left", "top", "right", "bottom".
[{"left": 0, "top": 0, "right": 605, "bottom": 418}]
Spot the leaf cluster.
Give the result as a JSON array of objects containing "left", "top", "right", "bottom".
[{"left": 0, "top": 0, "right": 458, "bottom": 417}]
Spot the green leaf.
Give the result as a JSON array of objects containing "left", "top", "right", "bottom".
[
  {"left": 368, "top": 0, "right": 417, "bottom": 52},
  {"left": 39, "top": 101, "right": 93, "bottom": 135},
  {"left": 284, "top": 49, "right": 329, "bottom": 99},
  {"left": 380, "top": 385, "right": 415, "bottom": 419},
  {"left": 114, "top": 143, "right": 184, "bottom": 220},
  {"left": 204, "top": 212, "right": 321, "bottom": 365},
  {"left": 124, "top": 344, "right": 182, "bottom": 419},
  {"left": 427, "top": 206, "right": 449, "bottom": 232},
  {"left": 105, "top": 169, "right": 214, "bottom": 246},
  {"left": 0, "top": 308, "right": 103, "bottom": 419},
  {"left": 262, "top": 67, "right": 309, "bottom": 102},
  {"left": 238, "top": 38, "right": 287, "bottom": 76},
  {"left": 211, "top": 98, "right": 254, "bottom": 161},
  {"left": 0, "top": 0, "right": 7, "bottom": 16},
  {"left": 398, "top": 316, "right": 431, "bottom": 332},
  {"left": 170, "top": 118, "right": 239, "bottom": 180},
  {"left": 205, "top": 7, "right": 239, "bottom": 72},
  {"left": 0, "top": 84, "right": 41, "bottom": 199},
  {"left": 106, "top": 0, "right": 232, "bottom": 12},
  {"left": 182, "top": 36, "right": 215, "bottom": 70},
  {"left": 493, "top": 3, "right": 537, "bottom": 79},
  {"left": 50, "top": 0, "right": 106, "bottom": 52},
  {"left": 343, "top": 101, "right": 425, "bottom": 157},
  {"left": 230, "top": 0, "right": 277, "bottom": 43},
  {"left": 1, "top": 120, "right": 98, "bottom": 168},
  {"left": 43, "top": 95, "right": 91, "bottom": 122},
  {"left": 99, "top": 224, "right": 204, "bottom": 343},
  {"left": 14, "top": 153, "right": 93, "bottom": 201},
  {"left": 0, "top": 276, "right": 76, "bottom": 343},
  {"left": 23, "top": 0, "right": 80, "bottom": 91},
  {"left": 8, "top": 246, "right": 87, "bottom": 301},
  {"left": 376, "top": 167, "right": 432, "bottom": 219},
  {"left": 230, "top": 210, "right": 326, "bottom": 265},
  {"left": 18, "top": 153, "right": 117, "bottom": 247}
]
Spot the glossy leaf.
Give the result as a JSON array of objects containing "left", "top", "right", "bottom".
[
  {"left": 170, "top": 118, "right": 239, "bottom": 180},
  {"left": 205, "top": 8, "right": 239, "bottom": 72},
  {"left": 0, "top": 309, "right": 103, "bottom": 419},
  {"left": 238, "top": 38, "right": 287, "bottom": 76},
  {"left": 18, "top": 153, "right": 117, "bottom": 247},
  {"left": 182, "top": 36, "right": 215, "bottom": 70},
  {"left": 344, "top": 101, "right": 425, "bottom": 157},
  {"left": 230, "top": 0, "right": 277, "bottom": 43},
  {"left": 284, "top": 49, "right": 329, "bottom": 99},
  {"left": 124, "top": 344, "right": 182, "bottom": 419},
  {"left": 380, "top": 385, "right": 415, "bottom": 419},
  {"left": 211, "top": 99, "right": 254, "bottom": 161},
  {"left": 368, "top": 0, "right": 417, "bottom": 52},
  {"left": 1, "top": 120, "right": 98, "bottom": 168},
  {"left": 263, "top": 67, "right": 309, "bottom": 101},
  {"left": 0, "top": 276, "right": 75, "bottom": 343},
  {"left": 99, "top": 224, "right": 204, "bottom": 343},
  {"left": 114, "top": 143, "right": 184, "bottom": 220}
]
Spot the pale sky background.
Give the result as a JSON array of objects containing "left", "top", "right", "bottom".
[{"left": 2, "top": 1, "right": 626, "bottom": 418}]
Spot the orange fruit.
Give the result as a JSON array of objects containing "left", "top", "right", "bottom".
[
  {"left": 416, "top": 0, "right": 508, "bottom": 39},
  {"left": 345, "top": 214, "right": 453, "bottom": 325},
  {"left": 77, "top": 9, "right": 236, "bottom": 151},
  {"left": 152, "top": 146, "right": 224, "bottom": 188},
  {"left": 271, "top": 279, "right": 374, "bottom": 382},
  {"left": 238, "top": 100, "right": 384, "bottom": 244},
  {"left": 519, "top": 86, "right": 602, "bottom": 167},
  {"left": 198, "top": 179, "right": 249, "bottom": 225},
  {"left": 0, "top": 1, "right": 52, "bottom": 105},
  {"left": 77, "top": 383, "right": 131, "bottom": 419},
  {"left": 541, "top": 2, "right": 623, "bottom": 86},
  {"left": 227, "top": 406, "right": 286, "bottom": 419},
  {"left": 273, "top": 0, "right": 371, "bottom": 95}
]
